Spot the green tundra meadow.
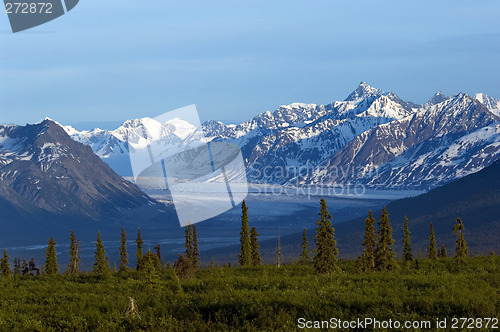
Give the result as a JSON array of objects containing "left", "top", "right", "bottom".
[{"left": 0, "top": 256, "right": 498, "bottom": 331}]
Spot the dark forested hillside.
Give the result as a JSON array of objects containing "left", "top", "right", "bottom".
[
  {"left": 334, "top": 158, "right": 500, "bottom": 257},
  {"left": 208, "top": 159, "right": 500, "bottom": 262}
]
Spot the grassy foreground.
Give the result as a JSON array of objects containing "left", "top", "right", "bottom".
[{"left": 0, "top": 256, "right": 498, "bottom": 331}]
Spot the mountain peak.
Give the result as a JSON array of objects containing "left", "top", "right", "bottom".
[
  {"left": 451, "top": 92, "right": 469, "bottom": 101},
  {"left": 425, "top": 91, "right": 448, "bottom": 106},
  {"left": 475, "top": 92, "right": 500, "bottom": 117},
  {"left": 120, "top": 117, "right": 157, "bottom": 129},
  {"left": 37, "top": 117, "right": 55, "bottom": 123},
  {"left": 476, "top": 92, "right": 486, "bottom": 102},
  {"left": 34, "top": 117, "right": 62, "bottom": 128},
  {"left": 344, "top": 82, "right": 383, "bottom": 103},
  {"left": 475, "top": 92, "right": 500, "bottom": 105}
]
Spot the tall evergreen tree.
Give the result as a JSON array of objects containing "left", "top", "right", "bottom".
[
  {"left": 276, "top": 231, "right": 283, "bottom": 268},
  {"left": 184, "top": 223, "right": 194, "bottom": 263},
  {"left": 360, "top": 211, "right": 376, "bottom": 271},
  {"left": 453, "top": 217, "right": 468, "bottom": 263},
  {"left": 154, "top": 245, "right": 163, "bottom": 267},
  {"left": 29, "top": 258, "right": 40, "bottom": 275},
  {"left": 238, "top": 200, "right": 251, "bottom": 266},
  {"left": 136, "top": 228, "right": 144, "bottom": 271},
  {"left": 93, "top": 232, "right": 110, "bottom": 275},
  {"left": 119, "top": 228, "right": 129, "bottom": 272},
  {"left": 0, "top": 249, "right": 11, "bottom": 276},
  {"left": 21, "top": 259, "right": 28, "bottom": 275},
  {"left": 427, "top": 222, "right": 438, "bottom": 260},
  {"left": 192, "top": 225, "right": 200, "bottom": 268},
  {"left": 440, "top": 244, "right": 447, "bottom": 258},
  {"left": 45, "top": 237, "right": 58, "bottom": 275},
  {"left": 402, "top": 216, "right": 413, "bottom": 263},
  {"left": 313, "top": 199, "right": 339, "bottom": 274},
  {"left": 300, "top": 228, "right": 310, "bottom": 264},
  {"left": 66, "top": 230, "right": 80, "bottom": 276},
  {"left": 13, "top": 258, "right": 20, "bottom": 275},
  {"left": 375, "top": 207, "right": 397, "bottom": 271},
  {"left": 250, "top": 226, "right": 261, "bottom": 266}
]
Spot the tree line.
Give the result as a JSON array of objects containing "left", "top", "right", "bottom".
[
  {"left": 237, "top": 198, "right": 470, "bottom": 273},
  {"left": 0, "top": 198, "right": 470, "bottom": 277},
  {"left": 0, "top": 225, "right": 201, "bottom": 279}
]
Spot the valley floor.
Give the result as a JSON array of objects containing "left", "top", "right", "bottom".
[{"left": 0, "top": 256, "right": 498, "bottom": 331}]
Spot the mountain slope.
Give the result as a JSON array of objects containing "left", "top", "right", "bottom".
[{"left": 0, "top": 119, "right": 164, "bottom": 221}]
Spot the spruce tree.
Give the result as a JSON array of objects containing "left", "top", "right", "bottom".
[
  {"left": 93, "top": 232, "right": 110, "bottom": 275},
  {"left": 238, "top": 200, "right": 251, "bottom": 266},
  {"left": 154, "top": 245, "right": 163, "bottom": 267},
  {"left": 300, "top": 228, "right": 310, "bottom": 264},
  {"left": 136, "top": 228, "right": 144, "bottom": 271},
  {"left": 250, "top": 226, "right": 261, "bottom": 266},
  {"left": 440, "top": 244, "right": 447, "bottom": 258},
  {"left": 313, "top": 199, "right": 339, "bottom": 274},
  {"left": 375, "top": 207, "right": 397, "bottom": 271},
  {"left": 453, "top": 217, "right": 468, "bottom": 263},
  {"left": 0, "top": 249, "right": 11, "bottom": 276},
  {"left": 402, "top": 216, "right": 413, "bottom": 263},
  {"left": 427, "top": 222, "right": 438, "bottom": 260},
  {"left": 119, "top": 228, "right": 129, "bottom": 272},
  {"left": 21, "top": 259, "right": 28, "bottom": 275},
  {"left": 184, "top": 223, "right": 193, "bottom": 264},
  {"left": 276, "top": 231, "right": 283, "bottom": 268},
  {"left": 29, "top": 258, "right": 40, "bottom": 275},
  {"left": 66, "top": 230, "right": 80, "bottom": 276},
  {"left": 13, "top": 258, "right": 20, "bottom": 275},
  {"left": 173, "top": 253, "right": 195, "bottom": 279},
  {"left": 142, "top": 249, "right": 160, "bottom": 275},
  {"left": 45, "top": 237, "right": 58, "bottom": 275},
  {"left": 361, "top": 211, "right": 376, "bottom": 271},
  {"left": 192, "top": 225, "right": 200, "bottom": 268},
  {"left": 106, "top": 256, "right": 111, "bottom": 273}
]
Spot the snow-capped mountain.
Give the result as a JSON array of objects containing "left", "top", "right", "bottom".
[
  {"left": 0, "top": 119, "right": 163, "bottom": 221},
  {"left": 307, "top": 93, "right": 500, "bottom": 189},
  {"left": 64, "top": 82, "right": 500, "bottom": 191},
  {"left": 476, "top": 93, "right": 500, "bottom": 117}
]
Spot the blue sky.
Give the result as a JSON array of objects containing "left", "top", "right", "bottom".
[{"left": 1, "top": 1, "right": 500, "bottom": 129}]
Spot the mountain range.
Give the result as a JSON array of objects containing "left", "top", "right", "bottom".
[{"left": 65, "top": 82, "right": 500, "bottom": 191}]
